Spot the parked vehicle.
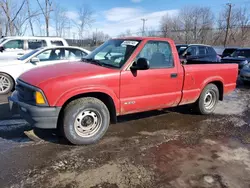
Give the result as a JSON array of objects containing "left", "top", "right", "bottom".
[
  {"left": 177, "top": 44, "right": 220, "bottom": 63},
  {"left": 175, "top": 44, "right": 188, "bottom": 55},
  {"left": 221, "top": 47, "right": 238, "bottom": 58},
  {"left": 240, "top": 63, "right": 250, "bottom": 84},
  {"left": 9, "top": 37, "right": 238, "bottom": 145},
  {"left": 0, "top": 46, "right": 90, "bottom": 94},
  {"left": 221, "top": 48, "right": 250, "bottom": 72},
  {"left": 0, "top": 36, "right": 68, "bottom": 61}
]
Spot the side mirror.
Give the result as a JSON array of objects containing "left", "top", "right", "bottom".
[
  {"left": 130, "top": 58, "right": 150, "bottom": 70},
  {"left": 0, "top": 46, "right": 4, "bottom": 52},
  {"left": 30, "top": 57, "right": 40, "bottom": 64}
]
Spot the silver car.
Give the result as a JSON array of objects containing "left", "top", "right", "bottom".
[{"left": 240, "top": 64, "right": 250, "bottom": 84}]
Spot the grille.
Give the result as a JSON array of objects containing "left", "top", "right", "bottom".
[{"left": 15, "top": 81, "right": 35, "bottom": 104}]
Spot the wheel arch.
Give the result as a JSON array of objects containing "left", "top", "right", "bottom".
[
  {"left": 57, "top": 92, "right": 118, "bottom": 129},
  {"left": 201, "top": 77, "right": 224, "bottom": 101}
]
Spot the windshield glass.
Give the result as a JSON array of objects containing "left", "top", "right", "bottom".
[
  {"left": 176, "top": 45, "right": 188, "bottom": 55},
  {"left": 84, "top": 39, "right": 141, "bottom": 68},
  {"left": 231, "top": 49, "right": 250, "bottom": 58},
  {"left": 18, "top": 49, "right": 40, "bottom": 60},
  {"left": 0, "top": 38, "right": 6, "bottom": 45}
]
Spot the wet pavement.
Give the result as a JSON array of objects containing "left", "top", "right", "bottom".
[{"left": 0, "top": 83, "right": 250, "bottom": 188}]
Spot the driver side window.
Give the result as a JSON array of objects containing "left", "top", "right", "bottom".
[
  {"left": 36, "top": 49, "right": 60, "bottom": 62},
  {"left": 3, "top": 40, "right": 24, "bottom": 49},
  {"left": 186, "top": 46, "right": 197, "bottom": 56},
  {"left": 136, "top": 41, "right": 174, "bottom": 69}
]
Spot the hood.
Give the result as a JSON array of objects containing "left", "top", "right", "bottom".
[
  {"left": 19, "top": 61, "right": 118, "bottom": 87},
  {"left": 0, "top": 59, "right": 23, "bottom": 67}
]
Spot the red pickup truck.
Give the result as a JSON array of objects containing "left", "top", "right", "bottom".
[{"left": 9, "top": 37, "right": 238, "bottom": 145}]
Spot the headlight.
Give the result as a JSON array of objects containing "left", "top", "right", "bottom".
[{"left": 35, "top": 91, "right": 46, "bottom": 105}]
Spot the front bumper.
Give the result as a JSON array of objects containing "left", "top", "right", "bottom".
[
  {"left": 8, "top": 91, "right": 61, "bottom": 129},
  {"left": 240, "top": 70, "right": 250, "bottom": 81}
]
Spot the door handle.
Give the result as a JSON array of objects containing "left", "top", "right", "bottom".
[{"left": 170, "top": 73, "right": 178, "bottom": 78}]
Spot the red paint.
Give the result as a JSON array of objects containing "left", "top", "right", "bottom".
[{"left": 19, "top": 37, "right": 238, "bottom": 115}]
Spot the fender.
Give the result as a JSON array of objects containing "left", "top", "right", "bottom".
[
  {"left": 200, "top": 76, "right": 224, "bottom": 91},
  {"left": 53, "top": 85, "right": 120, "bottom": 112}
]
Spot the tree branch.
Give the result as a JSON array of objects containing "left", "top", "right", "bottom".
[{"left": 11, "top": 0, "right": 26, "bottom": 22}]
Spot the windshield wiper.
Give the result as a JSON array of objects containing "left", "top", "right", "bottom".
[
  {"left": 82, "top": 58, "right": 103, "bottom": 66},
  {"left": 101, "top": 62, "right": 118, "bottom": 68}
]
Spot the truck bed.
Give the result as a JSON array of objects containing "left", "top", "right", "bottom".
[{"left": 179, "top": 63, "right": 238, "bottom": 105}]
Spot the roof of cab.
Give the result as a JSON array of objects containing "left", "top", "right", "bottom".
[{"left": 113, "top": 36, "right": 173, "bottom": 41}]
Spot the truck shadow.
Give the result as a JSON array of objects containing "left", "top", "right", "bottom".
[{"left": 118, "top": 104, "right": 196, "bottom": 123}]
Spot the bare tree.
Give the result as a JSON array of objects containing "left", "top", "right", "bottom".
[
  {"left": 118, "top": 29, "right": 133, "bottom": 37},
  {"left": 26, "top": 0, "right": 34, "bottom": 36},
  {"left": 235, "top": 7, "right": 250, "bottom": 46},
  {"left": 54, "top": 3, "right": 69, "bottom": 37},
  {"left": 76, "top": 4, "right": 94, "bottom": 39},
  {"left": 160, "top": 13, "right": 182, "bottom": 42},
  {"left": 92, "top": 31, "right": 109, "bottom": 46},
  {"left": 36, "top": 0, "right": 53, "bottom": 36},
  {"left": 0, "top": 0, "right": 26, "bottom": 35}
]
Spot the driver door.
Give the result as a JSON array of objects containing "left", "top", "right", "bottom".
[{"left": 120, "top": 40, "right": 182, "bottom": 115}]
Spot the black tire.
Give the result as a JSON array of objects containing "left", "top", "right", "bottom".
[
  {"left": 196, "top": 84, "right": 219, "bottom": 115},
  {"left": 63, "top": 97, "right": 110, "bottom": 145},
  {"left": 0, "top": 73, "right": 14, "bottom": 95}
]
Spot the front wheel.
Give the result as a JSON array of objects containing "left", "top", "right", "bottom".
[
  {"left": 196, "top": 84, "right": 219, "bottom": 115},
  {"left": 63, "top": 97, "right": 110, "bottom": 145},
  {"left": 0, "top": 73, "right": 14, "bottom": 95}
]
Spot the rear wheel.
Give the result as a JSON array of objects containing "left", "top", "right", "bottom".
[
  {"left": 196, "top": 84, "right": 219, "bottom": 115},
  {"left": 0, "top": 73, "right": 14, "bottom": 95},
  {"left": 62, "top": 97, "right": 110, "bottom": 145}
]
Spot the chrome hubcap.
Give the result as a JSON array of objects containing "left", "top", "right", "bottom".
[
  {"left": 74, "top": 110, "right": 102, "bottom": 137},
  {"left": 204, "top": 90, "right": 216, "bottom": 110},
  {"left": 0, "top": 75, "right": 11, "bottom": 93}
]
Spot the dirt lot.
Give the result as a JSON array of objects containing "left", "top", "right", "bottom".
[{"left": 0, "top": 84, "right": 250, "bottom": 188}]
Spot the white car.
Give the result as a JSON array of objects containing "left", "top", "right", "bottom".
[
  {"left": 0, "top": 36, "right": 68, "bottom": 62},
  {"left": 0, "top": 46, "right": 91, "bottom": 94}
]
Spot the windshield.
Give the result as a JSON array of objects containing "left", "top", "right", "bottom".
[
  {"left": 231, "top": 49, "right": 250, "bottom": 58},
  {"left": 0, "top": 38, "right": 6, "bottom": 45},
  {"left": 176, "top": 45, "right": 188, "bottom": 55},
  {"left": 84, "top": 39, "right": 141, "bottom": 68},
  {"left": 18, "top": 49, "right": 40, "bottom": 60}
]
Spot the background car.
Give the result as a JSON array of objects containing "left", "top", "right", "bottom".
[
  {"left": 0, "top": 36, "right": 68, "bottom": 62},
  {"left": 175, "top": 44, "right": 188, "bottom": 55},
  {"left": 221, "top": 47, "right": 238, "bottom": 58},
  {"left": 0, "top": 46, "right": 90, "bottom": 94},
  {"left": 221, "top": 48, "right": 250, "bottom": 72},
  {"left": 240, "top": 64, "right": 250, "bottom": 84},
  {"left": 177, "top": 44, "right": 220, "bottom": 63}
]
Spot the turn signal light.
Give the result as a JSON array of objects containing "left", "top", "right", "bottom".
[{"left": 35, "top": 91, "right": 46, "bottom": 105}]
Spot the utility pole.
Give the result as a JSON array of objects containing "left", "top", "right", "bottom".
[
  {"left": 224, "top": 3, "right": 232, "bottom": 47},
  {"left": 141, "top": 18, "right": 147, "bottom": 36},
  {"left": 95, "top": 28, "right": 98, "bottom": 46}
]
